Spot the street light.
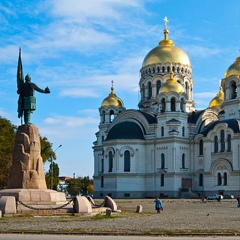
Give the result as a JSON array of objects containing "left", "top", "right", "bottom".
[{"left": 51, "top": 144, "right": 62, "bottom": 190}]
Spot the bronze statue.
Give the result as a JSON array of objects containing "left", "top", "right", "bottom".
[{"left": 17, "top": 49, "right": 50, "bottom": 124}]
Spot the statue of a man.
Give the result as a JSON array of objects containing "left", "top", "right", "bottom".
[{"left": 17, "top": 74, "right": 50, "bottom": 124}]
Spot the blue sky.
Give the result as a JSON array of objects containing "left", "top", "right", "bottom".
[{"left": 0, "top": 0, "right": 239, "bottom": 178}]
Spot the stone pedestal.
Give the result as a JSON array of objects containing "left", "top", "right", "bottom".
[
  {"left": 8, "top": 124, "right": 47, "bottom": 189},
  {"left": 0, "top": 189, "right": 66, "bottom": 205},
  {"left": 2, "top": 124, "right": 67, "bottom": 207}
]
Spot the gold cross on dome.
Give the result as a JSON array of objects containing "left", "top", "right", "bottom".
[{"left": 164, "top": 16, "right": 169, "bottom": 30}]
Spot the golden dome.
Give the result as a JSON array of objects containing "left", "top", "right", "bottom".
[
  {"left": 225, "top": 56, "right": 240, "bottom": 78},
  {"left": 101, "top": 82, "right": 124, "bottom": 107},
  {"left": 142, "top": 28, "right": 191, "bottom": 67},
  {"left": 209, "top": 87, "right": 224, "bottom": 108},
  {"left": 160, "top": 71, "right": 184, "bottom": 94}
]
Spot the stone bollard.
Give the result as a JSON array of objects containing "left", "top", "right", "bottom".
[
  {"left": 0, "top": 196, "right": 16, "bottom": 217},
  {"left": 136, "top": 205, "right": 143, "bottom": 213},
  {"left": 106, "top": 209, "right": 112, "bottom": 216},
  {"left": 0, "top": 210, "right": 2, "bottom": 218}
]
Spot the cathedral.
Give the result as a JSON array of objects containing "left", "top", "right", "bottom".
[{"left": 93, "top": 20, "right": 240, "bottom": 198}]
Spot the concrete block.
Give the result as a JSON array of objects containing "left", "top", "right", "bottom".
[
  {"left": 74, "top": 196, "right": 92, "bottom": 213},
  {"left": 103, "top": 196, "right": 117, "bottom": 211},
  {"left": 106, "top": 209, "right": 112, "bottom": 216},
  {"left": 136, "top": 205, "right": 143, "bottom": 213},
  {"left": 0, "top": 196, "right": 16, "bottom": 216}
]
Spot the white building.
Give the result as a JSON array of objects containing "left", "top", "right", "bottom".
[{"left": 93, "top": 22, "right": 240, "bottom": 199}]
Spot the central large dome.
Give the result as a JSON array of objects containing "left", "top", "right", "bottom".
[{"left": 142, "top": 29, "right": 191, "bottom": 68}]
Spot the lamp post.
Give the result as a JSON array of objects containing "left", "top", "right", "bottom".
[{"left": 51, "top": 144, "right": 62, "bottom": 190}]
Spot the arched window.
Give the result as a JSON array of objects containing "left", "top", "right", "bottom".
[
  {"left": 180, "top": 98, "right": 184, "bottom": 112},
  {"left": 160, "top": 174, "right": 164, "bottom": 186},
  {"left": 230, "top": 81, "right": 237, "bottom": 99},
  {"left": 101, "top": 136, "right": 104, "bottom": 143},
  {"left": 223, "top": 172, "right": 227, "bottom": 185},
  {"left": 220, "top": 130, "right": 225, "bottom": 152},
  {"left": 101, "top": 176, "right": 104, "bottom": 187},
  {"left": 214, "top": 136, "right": 218, "bottom": 153},
  {"left": 101, "top": 158, "right": 104, "bottom": 173},
  {"left": 182, "top": 126, "right": 185, "bottom": 137},
  {"left": 148, "top": 82, "right": 152, "bottom": 99},
  {"left": 108, "top": 151, "right": 113, "bottom": 172},
  {"left": 182, "top": 154, "right": 185, "bottom": 168},
  {"left": 161, "top": 153, "right": 165, "bottom": 169},
  {"left": 162, "top": 66, "right": 165, "bottom": 73},
  {"left": 185, "top": 82, "right": 189, "bottom": 95},
  {"left": 156, "top": 81, "right": 161, "bottom": 94},
  {"left": 227, "top": 134, "right": 231, "bottom": 152},
  {"left": 161, "top": 126, "right": 164, "bottom": 137},
  {"left": 110, "top": 110, "right": 114, "bottom": 122},
  {"left": 161, "top": 98, "right": 166, "bottom": 112},
  {"left": 217, "top": 172, "right": 222, "bottom": 185},
  {"left": 102, "top": 110, "right": 105, "bottom": 123},
  {"left": 167, "top": 66, "right": 170, "bottom": 72},
  {"left": 142, "top": 84, "right": 145, "bottom": 99},
  {"left": 171, "top": 97, "right": 176, "bottom": 111},
  {"left": 199, "top": 173, "right": 203, "bottom": 186},
  {"left": 124, "top": 150, "right": 130, "bottom": 172},
  {"left": 199, "top": 139, "right": 203, "bottom": 155}
]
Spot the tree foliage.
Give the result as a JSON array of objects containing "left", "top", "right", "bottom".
[
  {"left": 0, "top": 117, "right": 17, "bottom": 189},
  {"left": 40, "top": 137, "right": 56, "bottom": 163},
  {"left": 45, "top": 162, "right": 60, "bottom": 190},
  {"left": 65, "top": 176, "right": 94, "bottom": 196}
]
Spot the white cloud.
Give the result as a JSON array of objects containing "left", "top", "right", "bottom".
[
  {"left": 45, "top": 115, "right": 98, "bottom": 127},
  {"left": 59, "top": 88, "right": 100, "bottom": 98},
  {"left": 50, "top": 0, "right": 143, "bottom": 22},
  {"left": 194, "top": 92, "right": 216, "bottom": 98},
  {"left": 185, "top": 45, "right": 221, "bottom": 58}
]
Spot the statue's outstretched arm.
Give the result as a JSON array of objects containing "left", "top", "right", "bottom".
[{"left": 32, "top": 83, "right": 50, "bottom": 94}]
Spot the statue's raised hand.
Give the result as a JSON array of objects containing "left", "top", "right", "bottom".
[{"left": 45, "top": 87, "right": 50, "bottom": 93}]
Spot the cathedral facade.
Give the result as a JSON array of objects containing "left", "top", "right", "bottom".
[{"left": 93, "top": 22, "right": 240, "bottom": 198}]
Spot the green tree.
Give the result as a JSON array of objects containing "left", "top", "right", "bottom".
[
  {"left": 45, "top": 162, "right": 60, "bottom": 190},
  {"left": 0, "top": 117, "right": 17, "bottom": 189},
  {"left": 65, "top": 176, "right": 94, "bottom": 196},
  {"left": 88, "top": 183, "right": 94, "bottom": 195},
  {"left": 81, "top": 176, "right": 93, "bottom": 195},
  {"left": 65, "top": 177, "right": 82, "bottom": 196},
  {"left": 40, "top": 137, "right": 57, "bottom": 163}
]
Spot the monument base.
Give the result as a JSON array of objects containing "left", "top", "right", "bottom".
[{"left": 0, "top": 189, "right": 67, "bottom": 205}]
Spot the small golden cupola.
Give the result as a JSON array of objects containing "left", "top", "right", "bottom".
[
  {"left": 225, "top": 56, "right": 240, "bottom": 78},
  {"left": 101, "top": 81, "right": 124, "bottom": 107},
  {"left": 209, "top": 87, "right": 224, "bottom": 108},
  {"left": 160, "top": 70, "right": 185, "bottom": 94}
]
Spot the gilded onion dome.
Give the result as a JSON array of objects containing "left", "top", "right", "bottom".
[
  {"left": 142, "top": 18, "right": 191, "bottom": 68},
  {"left": 160, "top": 71, "right": 184, "bottom": 94},
  {"left": 225, "top": 56, "right": 240, "bottom": 78},
  {"left": 101, "top": 81, "right": 124, "bottom": 107},
  {"left": 209, "top": 87, "right": 224, "bottom": 108}
]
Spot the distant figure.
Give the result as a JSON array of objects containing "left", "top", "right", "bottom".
[
  {"left": 17, "top": 74, "right": 50, "bottom": 124},
  {"left": 154, "top": 197, "right": 163, "bottom": 213},
  {"left": 217, "top": 195, "right": 222, "bottom": 202},
  {"left": 237, "top": 196, "right": 240, "bottom": 208}
]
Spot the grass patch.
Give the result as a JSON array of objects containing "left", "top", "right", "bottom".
[
  {"left": 16, "top": 214, "right": 34, "bottom": 218},
  {"left": 92, "top": 214, "right": 119, "bottom": 220}
]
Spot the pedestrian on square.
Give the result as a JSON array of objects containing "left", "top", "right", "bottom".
[
  {"left": 154, "top": 197, "right": 163, "bottom": 213},
  {"left": 237, "top": 196, "right": 240, "bottom": 208}
]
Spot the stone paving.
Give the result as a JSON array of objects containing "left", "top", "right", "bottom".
[{"left": 0, "top": 199, "right": 239, "bottom": 235}]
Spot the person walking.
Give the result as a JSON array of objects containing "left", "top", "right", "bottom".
[{"left": 155, "top": 197, "right": 163, "bottom": 213}]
